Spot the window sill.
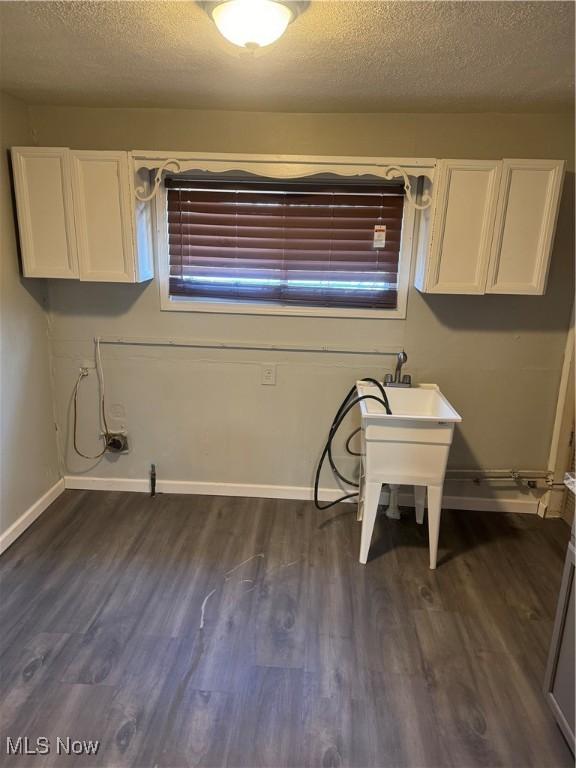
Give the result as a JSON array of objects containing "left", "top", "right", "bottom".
[{"left": 161, "top": 295, "right": 406, "bottom": 320}]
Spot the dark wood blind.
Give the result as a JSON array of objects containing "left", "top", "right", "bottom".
[{"left": 166, "top": 177, "right": 405, "bottom": 309}]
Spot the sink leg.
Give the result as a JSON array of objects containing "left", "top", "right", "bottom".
[
  {"left": 414, "top": 485, "right": 426, "bottom": 524},
  {"left": 359, "top": 481, "right": 381, "bottom": 564},
  {"left": 427, "top": 485, "right": 442, "bottom": 569},
  {"left": 379, "top": 485, "right": 390, "bottom": 509},
  {"left": 386, "top": 484, "right": 401, "bottom": 520}
]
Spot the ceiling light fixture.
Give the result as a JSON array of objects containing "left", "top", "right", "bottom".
[{"left": 202, "top": 0, "right": 307, "bottom": 49}]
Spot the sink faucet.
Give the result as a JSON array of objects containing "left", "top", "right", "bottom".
[
  {"left": 394, "top": 350, "right": 407, "bottom": 383},
  {"left": 384, "top": 351, "right": 412, "bottom": 387}
]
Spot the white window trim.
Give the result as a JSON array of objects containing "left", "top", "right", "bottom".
[{"left": 150, "top": 153, "right": 431, "bottom": 320}]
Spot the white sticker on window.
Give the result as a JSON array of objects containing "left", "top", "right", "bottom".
[{"left": 373, "top": 224, "right": 386, "bottom": 248}]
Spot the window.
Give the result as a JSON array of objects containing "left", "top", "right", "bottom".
[{"left": 158, "top": 171, "right": 415, "bottom": 318}]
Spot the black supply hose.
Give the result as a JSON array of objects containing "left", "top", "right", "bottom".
[
  {"left": 326, "top": 385, "right": 359, "bottom": 487},
  {"left": 342, "top": 378, "right": 391, "bottom": 460},
  {"left": 314, "top": 383, "right": 392, "bottom": 511},
  {"left": 326, "top": 378, "right": 391, "bottom": 488},
  {"left": 361, "top": 378, "right": 391, "bottom": 410},
  {"left": 345, "top": 427, "right": 362, "bottom": 456}
]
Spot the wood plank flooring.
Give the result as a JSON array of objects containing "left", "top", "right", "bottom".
[{"left": 0, "top": 490, "right": 573, "bottom": 768}]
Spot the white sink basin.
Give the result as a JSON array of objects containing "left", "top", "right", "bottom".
[{"left": 357, "top": 383, "right": 462, "bottom": 423}]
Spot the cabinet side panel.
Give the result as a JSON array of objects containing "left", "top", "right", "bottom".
[
  {"left": 414, "top": 177, "right": 432, "bottom": 291},
  {"left": 545, "top": 541, "right": 575, "bottom": 751},
  {"left": 551, "top": 564, "right": 575, "bottom": 740},
  {"left": 133, "top": 168, "right": 154, "bottom": 282}
]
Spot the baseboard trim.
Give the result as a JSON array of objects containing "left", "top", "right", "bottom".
[
  {"left": 398, "top": 491, "right": 538, "bottom": 515},
  {"left": 63, "top": 475, "right": 538, "bottom": 514},
  {"left": 0, "top": 479, "right": 65, "bottom": 555},
  {"left": 63, "top": 475, "right": 348, "bottom": 501},
  {"left": 64, "top": 476, "right": 154, "bottom": 494}
]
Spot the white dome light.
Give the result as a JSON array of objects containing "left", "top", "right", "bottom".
[{"left": 209, "top": 0, "right": 297, "bottom": 48}]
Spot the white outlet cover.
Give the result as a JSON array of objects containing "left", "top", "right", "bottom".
[{"left": 261, "top": 364, "right": 277, "bottom": 385}]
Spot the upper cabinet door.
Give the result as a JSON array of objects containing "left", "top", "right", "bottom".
[
  {"left": 71, "top": 151, "right": 136, "bottom": 282},
  {"left": 11, "top": 147, "right": 79, "bottom": 278},
  {"left": 422, "top": 160, "right": 501, "bottom": 294},
  {"left": 486, "top": 159, "right": 565, "bottom": 295}
]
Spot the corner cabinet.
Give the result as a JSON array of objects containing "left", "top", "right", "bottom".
[
  {"left": 415, "top": 158, "right": 565, "bottom": 295},
  {"left": 11, "top": 147, "right": 153, "bottom": 283}
]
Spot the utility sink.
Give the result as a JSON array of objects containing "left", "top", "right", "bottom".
[{"left": 355, "top": 382, "right": 462, "bottom": 568}]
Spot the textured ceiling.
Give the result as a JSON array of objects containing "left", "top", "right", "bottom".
[{"left": 0, "top": 1, "right": 574, "bottom": 113}]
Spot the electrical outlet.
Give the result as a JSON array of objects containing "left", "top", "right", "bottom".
[{"left": 261, "top": 364, "right": 277, "bottom": 386}]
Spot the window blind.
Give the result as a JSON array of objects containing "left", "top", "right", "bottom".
[{"left": 165, "top": 177, "right": 405, "bottom": 310}]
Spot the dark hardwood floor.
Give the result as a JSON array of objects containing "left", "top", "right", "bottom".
[{"left": 0, "top": 490, "right": 573, "bottom": 768}]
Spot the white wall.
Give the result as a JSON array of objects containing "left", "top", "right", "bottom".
[
  {"left": 29, "top": 106, "right": 575, "bottom": 495},
  {"left": 0, "top": 93, "right": 61, "bottom": 539}
]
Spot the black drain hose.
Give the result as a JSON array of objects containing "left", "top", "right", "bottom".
[{"left": 314, "top": 379, "right": 392, "bottom": 511}]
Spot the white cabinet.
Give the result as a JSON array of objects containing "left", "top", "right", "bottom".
[
  {"left": 71, "top": 151, "right": 135, "bottom": 282},
  {"left": 415, "top": 160, "right": 501, "bottom": 294},
  {"left": 11, "top": 147, "right": 78, "bottom": 278},
  {"left": 487, "top": 160, "right": 565, "bottom": 294},
  {"left": 416, "top": 158, "right": 565, "bottom": 295},
  {"left": 12, "top": 148, "right": 564, "bottom": 295},
  {"left": 11, "top": 147, "right": 153, "bottom": 283}
]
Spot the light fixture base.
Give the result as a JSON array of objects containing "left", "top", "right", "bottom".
[
  {"left": 199, "top": 0, "right": 309, "bottom": 48},
  {"left": 200, "top": 0, "right": 308, "bottom": 20}
]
